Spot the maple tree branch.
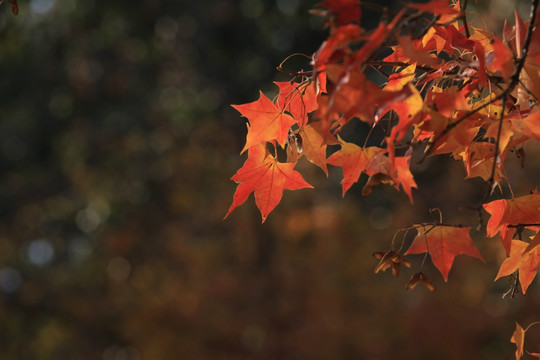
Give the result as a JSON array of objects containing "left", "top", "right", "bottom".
[
  {"left": 460, "top": 0, "right": 471, "bottom": 38},
  {"left": 416, "top": 222, "right": 477, "bottom": 228},
  {"left": 409, "top": 220, "right": 540, "bottom": 231},
  {"left": 507, "top": 223, "right": 540, "bottom": 228},
  {"left": 365, "top": 60, "right": 435, "bottom": 72},
  {"left": 421, "top": 93, "right": 504, "bottom": 160},
  {"left": 424, "top": 0, "right": 539, "bottom": 168},
  {"left": 510, "top": 0, "right": 540, "bottom": 89},
  {"left": 483, "top": 0, "right": 539, "bottom": 201}
]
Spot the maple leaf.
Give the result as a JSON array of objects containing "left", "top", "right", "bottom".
[
  {"left": 405, "top": 226, "right": 484, "bottom": 281},
  {"left": 350, "top": 11, "right": 404, "bottom": 66},
  {"left": 326, "top": 138, "right": 386, "bottom": 196},
  {"left": 276, "top": 80, "right": 319, "bottom": 128},
  {"left": 393, "top": 36, "right": 441, "bottom": 67},
  {"left": 514, "top": 9, "right": 527, "bottom": 59},
  {"left": 525, "top": 232, "right": 540, "bottom": 253},
  {"left": 384, "top": 65, "right": 416, "bottom": 92},
  {"left": 407, "top": 0, "right": 460, "bottom": 16},
  {"left": 385, "top": 84, "right": 425, "bottom": 143},
  {"left": 495, "top": 240, "right": 540, "bottom": 294},
  {"left": 424, "top": 113, "right": 479, "bottom": 157},
  {"left": 225, "top": 142, "right": 313, "bottom": 223},
  {"left": 458, "top": 142, "right": 504, "bottom": 183},
  {"left": 392, "top": 155, "right": 417, "bottom": 203},
  {"left": 487, "top": 37, "right": 515, "bottom": 81},
  {"left": 485, "top": 117, "right": 514, "bottom": 153},
  {"left": 511, "top": 322, "right": 525, "bottom": 360},
  {"left": 522, "top": 111, "right": 540, "bottom": 141},
  {"left": 298, "top": 123, "right": 329, "bottom": 175},
  {"left": 483, "top": 193, "right": 540, "bottom": 253},
  {"left": 232, "top": 91, "right": 297, "bottom": 153},
  {"left": 313, "top": 24, "right": 363, "bottom": 70},
  {"left": 325, "top": 66, "right": 382, "bottom": 128},
  {"left": 316, "top": 0, "right": 361, "bottom": 26}
]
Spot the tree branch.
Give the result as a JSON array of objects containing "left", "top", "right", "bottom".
[
  {"left": 461, "top": 0, "right": 471, "bottom": 38},
  {"left": 483, "top": 0, "right": 540, "bottom": 201}
]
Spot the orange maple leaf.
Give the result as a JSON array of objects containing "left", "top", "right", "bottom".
[
  {"left": 495, "top": 240, "right": 540, "bottom": 294},
  {"left": 394, "top": 36, "right": 441, "bottom": 67},
  {"left": 483, "top": 193, "right": 540, "bottom": 253},
  {"left": 522, "top": 111, "right": 540, "bottom": 141},
  {"left": 459, "top": 142, "right": 504, "bottom": 183},
  {"left": 392, "top": 155, "right": 417, "bottom": 203},
  {"left": 232, "top": 91, "right": 297, "bottom": 153},
  {"left": 275, "top": 80, "right": 319, "bottom": 128},
  {"left": 487, "top": 37, "right": 514, "bottom": 81},
  {"left": 325, "top": 67, "right": 382, "bottom": 128},
  {"left": 326, "top": 138, "right": 386, "bottom": 195},
  {"left": 511, "top": 322, "right": 525, "bottom": 360},
  {"left": 298, "top": 123, "right": 329, "bottom": 175},
  {"left": 405, "top": 226, "right": 484, "bottom": 281},
  {"left": 225, "top": 142, "right": 313, "bottom": 223}
]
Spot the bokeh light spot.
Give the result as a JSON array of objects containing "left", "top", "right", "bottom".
[
  {"left": 27, "top": 239, "right": 55, "bottom": 267},
  {"left": 75, "top": 208, "right": 102, "bottom": 233}
]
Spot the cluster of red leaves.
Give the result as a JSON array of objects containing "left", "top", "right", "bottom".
[{"left": 226, "top": 0, "right": 540, "bottom": 293}]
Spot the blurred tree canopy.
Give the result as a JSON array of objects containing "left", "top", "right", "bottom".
[{"left": 0, "top": 0, "right": 539, "bottom": 359}]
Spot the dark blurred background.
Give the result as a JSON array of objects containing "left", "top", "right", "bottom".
[{"left": 0, "top": 0, "right": 539, "bottom": 359}]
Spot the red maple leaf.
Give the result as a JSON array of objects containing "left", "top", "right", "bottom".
[
  {"left": 224, "top": 142, "right": 313, "bottom": 223},
  {"left": 316, "top": 0, "right": 361, "bottom": 26},
  {"left": 313, "top": 24, "right": 363, "bottom": 70},
  {"left": 232, "top": 91, "right": 297, "bottom": 153},
  {"left": 407, "top": 0, "right": 460, "bottom": 16},
  {"left": 405, "top": 226, "right": 484, "bottom": 281}
]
